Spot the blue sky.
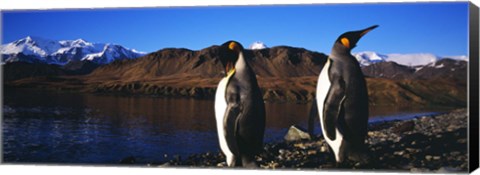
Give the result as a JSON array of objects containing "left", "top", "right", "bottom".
[{"left": 1, "top": 2, "right": 469, "bottom": 56}]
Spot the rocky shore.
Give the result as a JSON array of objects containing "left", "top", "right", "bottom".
[{"left": 156, "top": 108, "right": 468, "bottom": 173}]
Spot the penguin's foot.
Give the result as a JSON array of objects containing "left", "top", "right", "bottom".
[
  {"left": 242, "top": 161, "right": 258, "bottom": 168},
  {"left": 335, "top": 161, "right": 350, "bottom": 169},
  {"left": 241, "top": 155, "right": 258, "bottom": 168}
]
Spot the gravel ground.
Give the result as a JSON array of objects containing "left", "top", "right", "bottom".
[{"left": 153, "top": 108, "right": 469, "bottom": 173}]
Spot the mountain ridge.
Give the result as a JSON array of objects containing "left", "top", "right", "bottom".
[
  {"left": 353, "top": 51, "right": 468, "bottom": 67},
  {"left": 1, "top": 36, "right": 145, "bottom": 65},
  {"left": 3, "top": 41, "right": 467, "bottom": 107},
  {"left": 2, "top": 37, "right": 467, "bottom": 67}
]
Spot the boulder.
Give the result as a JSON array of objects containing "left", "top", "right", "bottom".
[{"left": 284, "top": 125, "right": 311, "bottom": 142}]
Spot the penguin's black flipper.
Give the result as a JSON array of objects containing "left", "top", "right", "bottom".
[
  {"left": 322, "top": 77, "right": 346, "bottom": 141},
  {"left": 224, "top": 102, "right": 241, "bottom": 160}
]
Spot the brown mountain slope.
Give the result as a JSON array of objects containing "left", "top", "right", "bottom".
[
  {"left": 366, "top": 78, "right": 466, "bottom": 107},
  {"left": 86, "top": 46, "right": 327, "bottom": 82},
  {"left": 4, "top": 46, "right": 466, "bottom": 107}
]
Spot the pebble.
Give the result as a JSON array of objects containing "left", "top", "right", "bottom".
[
  {"left": 307, "top": 150, "right": 317, "bottom": 155},
  {"left": 450, "top": 151, "right": 461, "bottom": 156},
  {"left": 394, "top": 151, "right": 405, "bottom": 156},
  {"left": 320, "top": 145, "right": 329, "bottom": 152},
  {"left": 294, "top": 143, "right": 307, "bottom": 149},
  {"left": 405, "top": 148, "right": 417, "bottom": 153}
]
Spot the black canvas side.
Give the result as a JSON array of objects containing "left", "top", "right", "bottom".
[{"left": 469, "top": 2, "right": 479, "bottom": 173}]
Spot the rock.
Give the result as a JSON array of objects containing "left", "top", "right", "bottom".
[
  {"left": 320, "top": 144, "right": 329, "bottom": 152},
  {"left": 394, "top": 151, "right": 405, "bottom": 156},
  {"left": 293, "top": 143, "right": 307, "bottom": 149},
  {"left": 367, "top": 131, "right": 376, "bottom": 137},
  {"left": 216, "top": 162, "right": 227, "bottom": 167},
  {"left": 405, "top": 148, "right": 419, "bottom": 154},
  {"left": 284, "top": 125, "right": 311, "bottom": 142},
  {"left": 450, "top": 151, "right": 461, "bottom": 156},
  {"left": 307, "top": 150, "right": 317, "bottom": 155},
  {"left": 425, "top": 155, "right": 433, "bottom": 161},
  {"left": 392, "top": 121, "right": 415, "bottom": 134}
]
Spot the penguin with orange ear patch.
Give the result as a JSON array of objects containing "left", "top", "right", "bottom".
[
  {"left": 214, "top": 41, "right": 265, "bottom": 168},
  {"left": 315, "top": 25, "right": 378, "bottom": 166}
]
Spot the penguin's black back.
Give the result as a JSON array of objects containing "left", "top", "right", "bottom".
[{"left": 328, "top": 54, "right": 369, "bottom": 145}]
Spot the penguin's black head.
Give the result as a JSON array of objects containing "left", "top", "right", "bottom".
[
  {"left": 335, "top": 25, "right": 378, "bottom": 51},
  {"left": 219, "top": 40, "right": 244, "bottom": 75}
]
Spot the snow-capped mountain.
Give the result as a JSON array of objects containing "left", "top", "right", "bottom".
[
  {"left": 353, "top": 51, "right": 467, "bottom": 67},
  {"left": 249, "top": 41, "right": 268, "bottom": 50},
  {"left": 354, "top": 51, "right": 388, "bottom": 66},
  {"left": 384, "top": 53, "right": 440, "bottom": 67},
  {"left": 361, "top": 57, "right": 467, "bottom": 81},
  {"left": 1, "top": 36, "right": 146, "bottom": 65}
]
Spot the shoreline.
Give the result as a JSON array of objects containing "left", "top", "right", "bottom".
[
  {"left": 5, "top": 74, "right": 467, "bottom": 107},
  {"left": 156, "top": 108, "right": 468, "bottom": 172},
  {"left": 4, "top": 87, "right": 467, "bottom": 109}
]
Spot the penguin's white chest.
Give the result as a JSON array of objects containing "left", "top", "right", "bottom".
[
  {"left": 214, "top": 76, "right": 234, "bottom": 166},
  {"left": 316, "top": 59, "right": 344, "bottom": 162}
]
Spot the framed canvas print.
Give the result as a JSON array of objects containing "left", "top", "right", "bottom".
[{"left": 1, "top": 0, "right": 479, "bottom": 174}]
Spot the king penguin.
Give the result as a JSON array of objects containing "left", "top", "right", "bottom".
[
  {"left": 315, "top": 25, "right": 378, "bottom": 165},
  {"left": 214, "top": 41, "right": 266, "bottom": 167}
]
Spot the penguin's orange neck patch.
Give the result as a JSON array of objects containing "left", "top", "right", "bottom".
[
  {"left": 228, "top": 42, "right": 238, "bottom": 51},
  {"left": 340, "top": 38, "right": 350, "bottom": 48},
  {"left": 225, "top": 62, "right": 234, "bottom": 75},
  {"left": 227, "top": 68, "right": 236, "bottom": 77}
]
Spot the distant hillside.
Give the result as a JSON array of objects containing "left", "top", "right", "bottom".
[
  {"left": 362, "top": 59, "right": 467, "bottom": 85},
  {"left": 4, "top": 45, "right": 467, "bottom": 107},
  {"left": 3, "top": 62, "right": 67, "bottom": 82},
  {"left": 87, "top": 45, "right": 327, "bottom": 80},
  {"left": 3, "top": 60, "right": 100, "bottom": 82}
]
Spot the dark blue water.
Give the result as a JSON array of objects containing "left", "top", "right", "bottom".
[{"left": 2, "top": 89, "right": 450, "bottom": 165}]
